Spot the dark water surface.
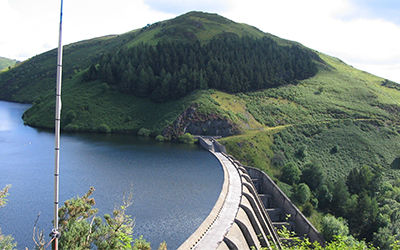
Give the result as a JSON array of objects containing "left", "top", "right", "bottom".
[{"left": 0, "top": 100, "right": 223, "bottom": 249}]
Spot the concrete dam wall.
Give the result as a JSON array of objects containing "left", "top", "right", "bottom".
[{"left": 179, "top": 137, "right": 324, "bottom": 249}]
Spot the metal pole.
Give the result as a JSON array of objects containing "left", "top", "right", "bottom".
[{"left": 52, "top": 0, "right": 63, "bottom": 248}]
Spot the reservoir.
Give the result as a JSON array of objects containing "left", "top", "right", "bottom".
[{"left": 0, "top": 100, "right": 223, "bottom": 249}]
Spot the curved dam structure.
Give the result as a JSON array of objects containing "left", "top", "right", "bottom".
[{"left": 179, "top": 137, "right": 323, "bottom": 249}]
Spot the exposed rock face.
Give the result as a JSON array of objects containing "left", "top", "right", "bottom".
[{"left": 163, "top": 105, "right": 240, "bottom": 139}]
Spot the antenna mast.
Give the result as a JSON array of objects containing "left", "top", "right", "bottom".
[{"left": 51, "top": 0, "right": 64, "bottom": 248}]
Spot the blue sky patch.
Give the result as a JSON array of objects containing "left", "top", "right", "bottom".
[{"left": 352, "top": 0, "right": 400, "bottom": 24}]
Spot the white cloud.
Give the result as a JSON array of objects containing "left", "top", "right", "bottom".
[
  {"left": 0, "top": 0, "right": 173, "bottom": 61},
  {"left": 62, "top": 0, "right": 173, "bottom": 43},
  {"left": 221, "top": 0, "right": 400, "bottom": 82}
]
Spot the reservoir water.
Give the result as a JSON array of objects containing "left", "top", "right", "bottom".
[{"left": 0, "top": 100, "right": 223, "bottom": 249}]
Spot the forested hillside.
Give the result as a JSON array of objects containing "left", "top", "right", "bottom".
[{"left": 85, "top": 34, "right": 318, "bottom": 102}]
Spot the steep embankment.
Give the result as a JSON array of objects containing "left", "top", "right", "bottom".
[
  {"left": 219, "top": 53, "right": 400, "bottom": 179},
  {"left": 217, "top": 54, "right": 400, "bottom": 247}
]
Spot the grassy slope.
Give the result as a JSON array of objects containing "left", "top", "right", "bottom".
[
  {"left": 1, "top": 11, "right": 303, "bottom": 134},
  {"left": 218, "top": 53, "right": 400, "bottom": 183},
  {"left": 0, "top": 35, "right": 135, "bottom": 103},
  {"left": 0, "top": 11, "right": 281, "bottom": 104},
  {"left": 22, "top": 71, "right": 236, "bottom": 135},
  {"left": 126, "top": 11, "right": 265, "bottom": 47},
  {"left": 0, "top": 56, "right": 17, "bottom": 71}
]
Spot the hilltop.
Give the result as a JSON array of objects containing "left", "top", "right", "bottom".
[
  {"left": 0, "top": 56, "right": 18, "bottom": 71},
  {"left": 0, "top": 11, "right": 400, "bottom": 248},
  {"left": 0, "top": 11, "right": 300, "bottom": 103}
]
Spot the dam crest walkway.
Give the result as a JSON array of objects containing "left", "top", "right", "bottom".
[{"left": 178, "top": 137, "right": 323, "bottom": 250}]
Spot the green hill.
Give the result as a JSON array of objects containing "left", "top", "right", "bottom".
[
  {"left": 0, "top": 56, "right": 18, "bottom": 71},
  {"left": 0, "top": 11, "right": 301, "bottom": 103},
  {"left": 1, "top": 11, "right": 400, "bottom": 248}
]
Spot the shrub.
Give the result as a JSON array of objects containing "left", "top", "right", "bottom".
[
  {"left": 64, "top": 124, "right": 80, "bottom": 132},
  {"left": 391, "top": 157, "right": 400, "bottom": 169},
  {"left": 321, "top": 214, "right": 349, "bottom": 241},
  {"left": 330, "top": 145, "right": 339, "bottom": 154},
  {"left": 293, "top": 183, "right": 311, "bottom": 205},
  {"left": 317, "top": 184, "right": 333, "bottom": 210},
  {"left": 178, "top": 133, "right": 195, "bottom": 144},
  {"left": 301, "top": 162, "right": 325, "bottom": 191},
  {"left": 57, "top": 187, "right": 137, "bottom": 249},
  {"left": 132, "top": 235, "right": 151, "bottom": 250},
  {"left": 277, "top": 181, "right": 293, "bottom": 198},
  {"left": 65, "top": 110, "right": 77, "bottom": 124},
  {"left": 281, "top": 162, "right": 301, "bottom": 185},
  {"left": 100, "top": 82, "right": 109, "bottom": 92},
  {"left": 98, "top": 123, "right": 111, "bottom": 133},
  {"left": 155, "top": 135, "right": 165, "bottom": 142},
  {"left": 137, "top": 128, "right": 151, "bottom": 137},
  {"left": 272, "top": 151, "right": 286, "bottom": 167},
  {"left": 296, "top": 144, "right": 307, "bottom": 159},
  {"left": 0, "top": 186, "right": 17, "bottom": 249},
  {"left": 302, "top": 202, "right": 314, "bottom": 217}
]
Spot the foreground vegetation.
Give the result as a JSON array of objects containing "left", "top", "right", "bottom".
[
  {"left": 269, "top": 228, "right": 399, "bottom": 249},
  {"left": 0, "top": 186, "right": 167, "bottom": 250}
]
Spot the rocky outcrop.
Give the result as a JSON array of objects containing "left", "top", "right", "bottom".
[{"left": 163, "top": 105, "right": 240, "bottom": 139}]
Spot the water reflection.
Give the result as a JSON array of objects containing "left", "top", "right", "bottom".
[{"left": 0, "top": 101, "right": 222, "bottom": 249}]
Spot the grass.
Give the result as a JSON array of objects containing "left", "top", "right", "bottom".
[
  {"left": 126, "top": 11, "right": 292, "bottom": 47},
  {"left": 0, "top": 56, "right": 17, "bottom": 71},
  {"left": 22, "top": 72, "right": 239, "bottom": 136},
  {"left": 0, "top": 35, "right": 123, "bottom": 103},
  {"left": 210, "top": 91, "right": 264, "bottom": 130},
  {"left": 216, "top": 53, "right": 400, "bottom": 184},
  {"left": 219, "top": 130, "right": 278, "bottom": 175}
]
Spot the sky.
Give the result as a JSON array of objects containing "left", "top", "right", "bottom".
[{"left": 1, "top": 0, "right": 400, "bottom": 83}]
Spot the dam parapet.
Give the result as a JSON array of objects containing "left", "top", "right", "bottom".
[{"left": 181, "top": 137, "right": 324, "bottom": 249}]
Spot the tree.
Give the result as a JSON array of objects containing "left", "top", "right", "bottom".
[
  {"left": 0, "top": 185, "right": 17, "bottom": 250},
  {"left": 56, "top": 187, "right": 141, "bottom": 249},
  {"left": 271, "top": 151, "right": 286, "bottom": 167},
  {"left": 346, "top": 166, "right": 378, "bottom": 196},
  {"left": 321, "top": 214, "right": 349, "bottom": 242},
  {"left": 317, "top": 184, "right": 333, "bottom": 210},
  {"left": 349, "top": 193, "right": 379, "bottom": 241},
  {"left": 2, "top": 186, "right": 167, "bottom": 250},
  {"left": 178, "top": 133, "right": 195, "bottom": 144},
  {"left": 0, "top": 185, "right": 10, "bottom": 208},
  {"left": 330, "top": 180, "right": 352, "bottom": 217},
  {"left": 295, "top": 145, "right": 307, "bottom": 159},
  {"left": 281, "top": 162, "right": 301, "bottom": 185},
  {"left": 293, "top": 183, "right": 311, "bottom": 205},
  {"left": 391, "top": 157, "right": 400, "bottom": 169},
  {"left": 301, "top": 162, "right": 325, "bottom": 191},
  {"left": 90, "top": 35, "right": 318, "bottom": 102},
  {"left": 84, "top": 64, "right": 98, "bottom": 81}
]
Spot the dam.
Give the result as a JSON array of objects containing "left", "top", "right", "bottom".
[{"left": 179, "top": 137, "right": 324, "bottom": 249}]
